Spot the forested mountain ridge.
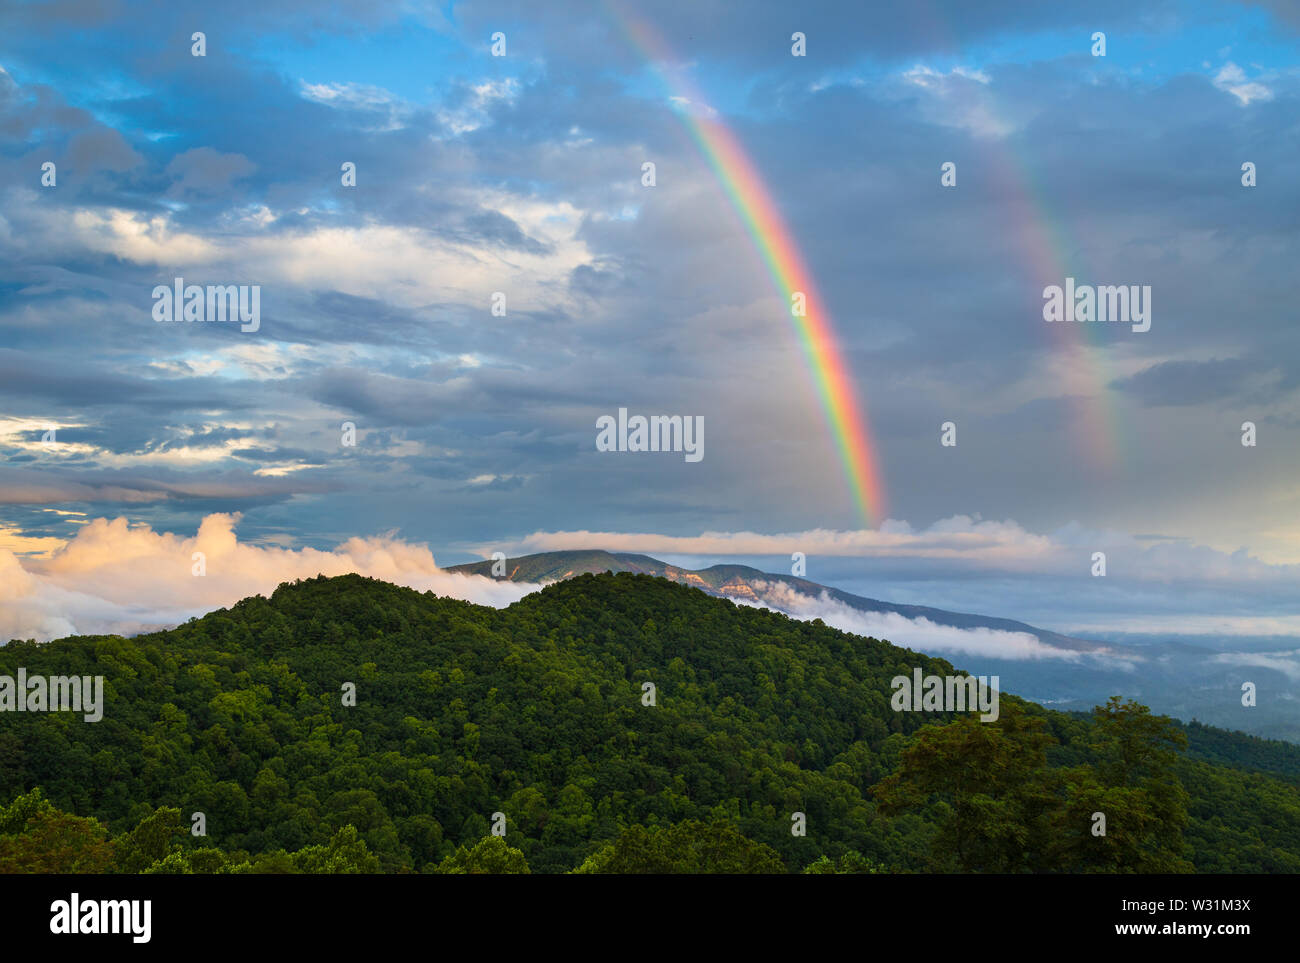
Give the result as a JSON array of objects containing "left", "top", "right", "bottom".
[
  {"left": 449, "top": 552, "right": 1298, "bottom": 744},
  {"left": 2, "top": 572, "right": 1298, "bottom": 873},
  {"left": 448, "top": 549, "right": 1103, "bottom": 651}
]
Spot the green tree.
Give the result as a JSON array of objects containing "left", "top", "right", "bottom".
[
  {"left": 0, "top": 788, "right": 53, "bottom": 834},
  {"left": 1048, "top": 698, "right": 1193, "bottom": 873},
  {"left": 143, "top": 847, "right": 233, "bottom": 874},
  {"left": 437, "top": 835, "right": 531, "bottom": 874},
  {"left": 573, "top": 820, "right": 785, "bottom": 874},
  {"left": 874, "top": 702, "right": 1057, "bottom": 872},
  {"left": 801, "top": 851, "right": 882, "bottom": 874},
  {"left": 293, "top": 826, "right": 382, "bottom": 874},
  {"left": 113, "top": 806, "right": 183, "bottom": 874},
  {"left": 0, "top": 809, "right": 116, "bottom": 873}
]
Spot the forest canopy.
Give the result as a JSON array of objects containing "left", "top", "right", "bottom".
[{"left": 2, "top": 572, "right": 1298, "bottom": 873}]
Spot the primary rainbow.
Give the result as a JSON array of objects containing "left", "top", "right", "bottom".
[{"left": 607, "top": 4, "right": 886, "bottom": 524}]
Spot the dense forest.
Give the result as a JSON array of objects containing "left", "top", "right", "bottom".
[{"left": 2, "top": 572, "right": 1298, "bottom": 873}]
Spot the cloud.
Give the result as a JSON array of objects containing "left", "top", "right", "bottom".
[
  {"left": 164, "top": 147, "right": 257, "bottom": 199},
  {"left": 0, "top": 513, "right": 541, "bottom": 642},
  {"left": 436, "top": 78, "right": 521, "bottom": 136},
  {"left": 299, "top": 80, "right": 411, "bottom": 132},
  {"left": 494, "top": 517, "right": 1059, "bottom": 564},
  {"left": 0, "top": 523, "right": 69, "bottom": 556},
  {"left": 1212, "top": 62, "right": 1273, "bottom": 105},
  {"left": 452, "top": 0, "right": 1179, "bottom": 71},
  {"left": 65, "top": 127, "right": 143, "bottom": 175},
  {"left": 0, "top": 510, "right": 1142, "bottom": 663},
  {"left": 28, "top": 199, "right": 590, "bottom": 313},
  {"left": 1211, "top": 649, "right": 1300, "bottom": 682},
  {"left": 734, "top": 579, "right": 1084, "bottom": 661},
  {"left": 5, "top": 0, "right": 1300, "bottom": 626},
  {"left": 492, "top": 516, "right": 1300, "bottom": 592},
  {"left": 904, "top": 65, "right": 991, "bottom": 87},
  {"left": 0, "top": 465, "right": 326, "bottom": 506},
  {"left": 1111, "top": 357, "right": 1267, "bottom": 406},
  {"left": 896, "top": 64, "right": 1013, "bottom": 137},
  {"left": 1074, "top": 615, "right": 1300, "bottom": 636}
]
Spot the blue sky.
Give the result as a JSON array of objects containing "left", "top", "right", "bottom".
[{"left": 2, "top": 0, "right": 1300, "bottom": 646}]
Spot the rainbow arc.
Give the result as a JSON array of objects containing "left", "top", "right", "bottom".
[{"left": 609, "top": 3, "right": 887, "bottom": 525}]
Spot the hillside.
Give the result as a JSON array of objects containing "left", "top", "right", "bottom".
[
  {"left": 448, "top": 550, "right": 1103, "bottom": 651},
  {"left": 2, "top": 572, "right": 1298, "bottom": 874},
  {"left": 450, "top": 552, "right": 1300, "bottom": 743}
]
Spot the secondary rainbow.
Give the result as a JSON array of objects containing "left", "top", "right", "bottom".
[
  {"left": 607, "top": 4, "right": 886, "bottom": 524},
  {"left": 903, "top": 0, "right": 1125, "bottom": 470}
]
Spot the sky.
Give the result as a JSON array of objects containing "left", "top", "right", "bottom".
[{"left": 1, "top": 0, "right": 1299, "bottom": 647}]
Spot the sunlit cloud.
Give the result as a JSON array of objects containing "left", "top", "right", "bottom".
[{"left": 0, "top": 513, "right": 541, "bottom": 642}]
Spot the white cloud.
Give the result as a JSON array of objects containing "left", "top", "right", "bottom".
[
  {"left": 10, "top": 194, "right": 593, "bottom": 316},
  {"left": 897, "top": 63, "right": 1011, "bottom": 137},
  {"left": 1072, "top": 615, "right": 1300, "bottom": 636},
  {"left": 494, "top": 517, "right": 1057, "bottom": 565},
  {"left": 493, "top": 515, "right": 1300, "bottom": 587},
  {"left": 667, "top": 95, "right": 717, "bottom": 119},
  {"left": 0, "top": 513, "right": 541, "bottom": 642},
  {"left": 733, "top": 579, "right": 1084, "bottom": 661},
  {"left": 1212, "top": 62, "right": 1273, "bottom": 105},
  {"left": 437, "top": 78, "right": 520, "bottom": 135},
  {"left": 299, "top": 80, "right": 411, "bottom": 132},
  {"left": 903, "top": 64, "right": 990, "bottom": 87},
  {"left": 1211, "top": 650, "right": 1300, "bottom": 682}
]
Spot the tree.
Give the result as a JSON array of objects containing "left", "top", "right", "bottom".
[
  {"left": 1048, "top": 698, "right": 1194, "bottom": 873},
  {"left": 293, "top": 826, "right": 382, "bottom": 874},
  {"left": 874, "top": 702, "right": 1057, "bottom": 872},
  {"left": 0, "top": 788, "right": 53, "bottom": 835},
  {"left": 142, "top": 847, "right": 233, "bottom": 874},
  {"left": 437, "top": 835, "right": 531, "bottom": 874},
  {"left": 573, "top": 820, "right": 785, "bottom": 874},
  {"left": 801, "top": 851, "right": 881, "bottom": 874},
  {"left": 113, "top": 806, "right": 183, "bottom": 874},
  {"left": 0, "top": 810, "right": 115, "bottom": 873}
]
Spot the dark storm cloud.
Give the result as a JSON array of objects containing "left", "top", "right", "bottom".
[
  {"left": 163, "top": 147, "right": 256, "bottom": 198},
  {"left": 0, "top": 350, "right": 263, "bottom": 412},
  {"left": 455, "top": 0, "right": 1182, "bottom": 70},
  {"left": 1112, "top": 357, "right": 1267, "bottom": 407},
  {"left": 0, "top": 464, "right": 326, "bottom": 505}
]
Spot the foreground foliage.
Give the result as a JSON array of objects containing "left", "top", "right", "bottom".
[{"left": 2, "top": 573, "right": 1298, "bottom": 873}]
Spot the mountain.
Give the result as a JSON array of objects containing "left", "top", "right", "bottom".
[
  {"left": 449, "top": 551, "right": 1300, "bottom": 743},
  {"left": 3, "top": 571, "right": 1299, "bottom": 874},
  {"left": 448, "top": 550, "right": 1104, "bottom": 651}
]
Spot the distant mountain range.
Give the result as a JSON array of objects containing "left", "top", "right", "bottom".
[
  {"left": 449, "top": 550, "right": 1298, "bottom": 743},
  {"left": 449, "top": 549, "right": 1102, "bottom": 652}
]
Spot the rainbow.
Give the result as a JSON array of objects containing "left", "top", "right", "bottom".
[
  {"left": 894, "top": 0, "right": 1125, "bottom": 470},
  {"left": 980, "top": 122, "right": 1126, "bottom": 472},
  {"left": 606, "top": 4, "right": 886, "bottom": 524}
]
